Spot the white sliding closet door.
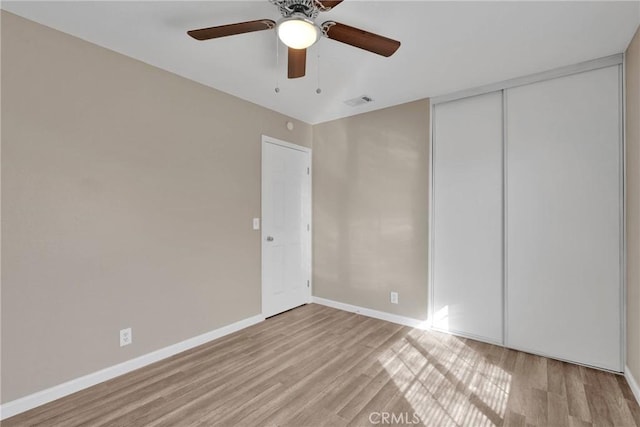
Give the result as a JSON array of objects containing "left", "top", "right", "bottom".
[
  {"left": 506, "top": 65, "right": 622, "bottom": 371},
  {"left": 432, "top": 91, "right": 504, "bottom": 344}
]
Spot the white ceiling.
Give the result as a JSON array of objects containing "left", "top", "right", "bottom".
[{"left": 3, "top": 1, "right": 639, "bottom": 124}]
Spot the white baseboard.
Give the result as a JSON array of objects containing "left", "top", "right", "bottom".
[
  {"left": 0, "top": 314, "right": 264, "bottom": 420},
  {"left": 312, "top": 297, "right": 429, "bottom": 330},
  {"left": 625, "top": 365, "right": 640, "bottom": 406}
]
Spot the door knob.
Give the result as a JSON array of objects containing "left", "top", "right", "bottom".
[{"left": 266, "top": 236, "right": 274, "bottom": 241}]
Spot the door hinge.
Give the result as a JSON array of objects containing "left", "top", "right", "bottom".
[
  {"left": 307, "top": 224, "right": 310, "bottom": 231},
  {"left": 307, "top": 280, "right": 310, "bottom": 288},
  {"left": 307, "top": 167, "right": 310, "bottom": 175}
]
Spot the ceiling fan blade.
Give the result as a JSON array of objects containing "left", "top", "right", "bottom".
[
  {"left": 187, "top": 19, "right": 275, "bottom": 41},
  {"left": 321, "top": 21, "right": 400, "bottom": 57},
  {"left": 288, "top": 48, "right": 307, "bottom": 79},
  {"left": 317, "top": 0, "right": 344, "bottom": 10}
]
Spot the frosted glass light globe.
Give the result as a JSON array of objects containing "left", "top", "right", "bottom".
[{"left": 277, "top": 18, "right": 319, "bottom": 49}]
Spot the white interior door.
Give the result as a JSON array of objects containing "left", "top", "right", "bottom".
[
  {"left": 262, "top": 136, "right": 311, "bottom": 318},
  {"left": 432, "top": 91, "right": 504, "bottom": 344},
  {"left": 505, "top": 65, "right": 622, "bottom": 371}
]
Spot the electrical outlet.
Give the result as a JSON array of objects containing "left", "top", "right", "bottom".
[
  {"left": 120, "top": 328, "right": 132, "bottom": 347},
  {"left": 390, "top": 292, "right": 399, "bottom": 304}
]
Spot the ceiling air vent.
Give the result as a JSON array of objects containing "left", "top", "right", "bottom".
[{"left": 344, "top": 95, "right": 374, "bottom": 107}]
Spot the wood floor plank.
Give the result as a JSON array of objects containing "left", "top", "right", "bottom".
[
  {"left": 618, "top": 375, "right": 638, "bottom": 402},
  {"left": 322, "top": 373, "right": 375, "bottom": 414},
  {"left": 548, "top": 391, "right": 570, "bottom": 426},
  {"left": 524, "top": 388, "right": 548, "bottom": 426},
  {"left": 565, "top": 362, "right": 594, "bottom": 423},
  {"left": 547, "top": 358, "right": 567, "bottom": 397},
  {"left": 347, "top": 377, "right": 405, "bottom": 426},
  {"left": 337, "top": 356, "right": 406, "bottom": 420},
  {"left": 627, "top": 397, "right": 640, "bottom": 427},
  {"left": 584, "top": 383, "right": 614, "bottom": 427},
  {"left": 283, "top": 406, "right": 348, "bottom": 427},
  {"left": 504, "top": 409, "right": 527, "bottom": 427},
  {"left": 568, "top": 415, "right": 594, "bottom": 427},
  {"left": 3, "top": 304, "right": 638, "bottom": 427}
]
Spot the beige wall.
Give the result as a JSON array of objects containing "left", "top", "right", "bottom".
[
  {"left": 0, "top": 11, "right": 312, "bottom": 403},
  {"left": 312, "top": 100, "right": 430, "bottom": 320},
  {"left": 627, "top": 24, "right": 640, "bottom": 384}
]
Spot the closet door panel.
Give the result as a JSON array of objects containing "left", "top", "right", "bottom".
[
  {"left": 506, "top": 65, "right": 621, "bottom": 371},
  {"left": 432, "top": 91, "right": 504, "bottom": 343}
]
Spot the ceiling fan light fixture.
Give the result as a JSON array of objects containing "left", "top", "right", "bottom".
[{"left": 277, "top": 17, "right": 319, "bottom": 49}]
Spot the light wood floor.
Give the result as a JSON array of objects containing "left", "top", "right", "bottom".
[{"left": 4, "top": 304, "right": 639, "bottom": 426}]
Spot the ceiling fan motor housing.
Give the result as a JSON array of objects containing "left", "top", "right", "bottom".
[{"left": 270, "top": 0, "right": 320, "bottom": 20}]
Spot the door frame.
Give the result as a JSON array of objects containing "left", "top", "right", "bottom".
[{"left": 261, "top": 135, "right": 312, "bottom": 317}]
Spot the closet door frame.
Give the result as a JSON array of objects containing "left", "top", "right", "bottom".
[{"left": 429, "top": 53, "right": 625, "bottom": 372}]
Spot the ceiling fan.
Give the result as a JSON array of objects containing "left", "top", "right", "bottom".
[{"left": 187, "top": 0, "right": 401, "bottom": 79}]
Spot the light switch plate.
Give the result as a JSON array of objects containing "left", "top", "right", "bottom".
[
  {"left": 390, "top": 292, "right": 399, "bottom": 304},
  {"left": 253, "top": 218, "right": 260, "bottom": 230}
]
